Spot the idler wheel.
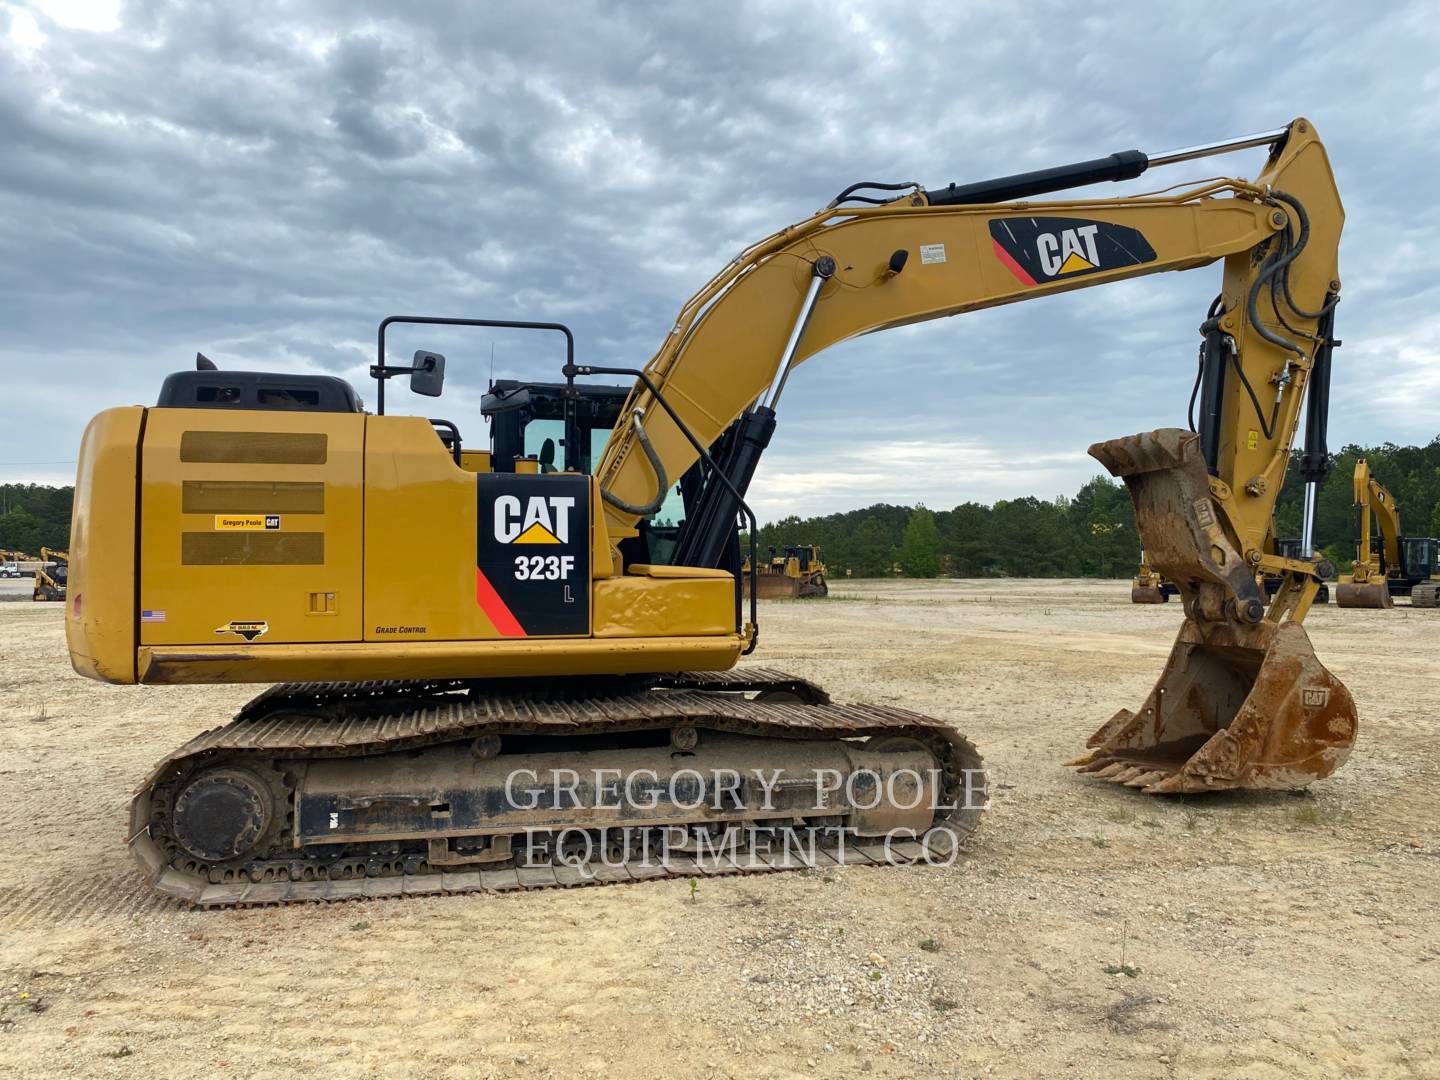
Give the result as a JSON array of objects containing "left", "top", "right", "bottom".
[{"left": 171, "top": 767, "right": 273, "bottom": 863}]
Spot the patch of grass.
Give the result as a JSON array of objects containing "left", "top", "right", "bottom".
[
  {"left": 931, "top": 996, "right": 959, "bottom": 1012},
  {"left": 350, "top": 920, "right": 370, "bottom": 932},
  {"left": 1091, "top": 835, "right": 1109, "bottom": 849},
  {"left": 869, "top": 970, "right": 883, "bottom": 981},
  {"left": 1102, "top": 919, "right": 1140, "bottom": 978},
  {"left": 103, "top": 1046, "right": 134, "bottom": 1059},
  {"left": 30, "top": 703, "right": 48, "bottom": 722},
  {"left": 918, "top": 938, "right": 941, "bottom": 953},
  {"left": 688, "top": 877, "right": 699, "bottom": 901},
  {"left": 1104, "top": 807, "right": 1136, "bottom": 825},
  {"left": 1290, "top": 804, "right": 1324, "bottom": 827},
  {"left": 1183, "top": 810, "right": 1203, "bottom": 832}
]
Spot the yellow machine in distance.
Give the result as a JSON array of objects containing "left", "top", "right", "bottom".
[
  {"left": 743, "top": 545, "right": 829, "bottom": 599},
  {"left": 1336, "top": 458, "right": 1440, "bottom": 608},
  {"left": 34, "top": 547, "right": 67, "bottom": 602},
  {"left": 1129, "top": 550, "right": 1176, "bottom": 604},
  {"left": 69, "top": 119, "right": 1358, "bottom": 906}
]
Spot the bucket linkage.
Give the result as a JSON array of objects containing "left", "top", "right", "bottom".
[{"left": 1070, "top": 430, "right": 1357, "bottom": 793}]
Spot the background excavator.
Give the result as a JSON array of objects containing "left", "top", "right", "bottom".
[
  {"left": 743, "top": 545, "right": 829, "bottom": 599},
  {"left": 34, "top": 547, "right": 67, "bottom": 602},
  {"left": 67, "top": 118, "right": 1356, "bottom": 906},
  {"left": 1130, "top": 550, "right": 1178, "bottom": 603},
  {"left": 1336, "top": 457, "right": 1440, "bottom": 607}
]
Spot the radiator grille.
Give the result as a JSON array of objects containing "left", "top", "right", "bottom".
[
  {"left": 182, "top": 480, "right": 325, "bottom": 514},
  {"left": 179, "top": 431, "right": 328, "bottom": 465},
  {"left": 181, "top": 532, "right": 325, "bottom": 565}
]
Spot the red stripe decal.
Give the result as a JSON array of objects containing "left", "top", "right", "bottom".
[
  {"left": 992, "top": 238, "right": 1037, "bottom": 286},
  {"left": 475, "top": 567, "right": 527, "bottom": 637}
]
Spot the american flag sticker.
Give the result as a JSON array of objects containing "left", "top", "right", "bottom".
[{"left": 141, "top": 610, "right": 166, "bottom": 623}]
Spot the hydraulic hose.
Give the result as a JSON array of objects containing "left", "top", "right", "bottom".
[{"left": 600, "top": 411, "right": 669, "bottom": 517}]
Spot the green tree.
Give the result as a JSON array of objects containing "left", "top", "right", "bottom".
[
  {"left": 0, "top": 506, "right": 43, "bottom": 552},
  {"left": 851, "top": 518, "right": 895, "bottom": 576},
  {"left": 900, "top": 507, "right": 940, "bottom": 577}
]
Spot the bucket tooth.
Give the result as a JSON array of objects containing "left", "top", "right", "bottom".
[
  {"left": 1145, "top": 774, "right": 1187, "bottom": 795},
  {"left": 1093, "top": 763, "right": 1129, "bottom": 779},
  {"left": 1111, "top": 767, "right": 1147, "bottom": 785},
  {"left": 1065, "top": 751, "right": 1099, "bottom": 768},
  {"left": 1126, "top": 770, "right": 1166, "bottom": 789}
]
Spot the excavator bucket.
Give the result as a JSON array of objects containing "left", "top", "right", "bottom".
[
  {"left": 1130, "top": 584, "right": 1166, "bottom": 604},
  {"left": 1335, "top": 581, "right": 1392, "bottom": 609},
  {"left": 1071, "top": 430, "right": 1358, "bottom": 793}
]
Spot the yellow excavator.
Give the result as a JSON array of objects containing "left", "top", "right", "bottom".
[
  {"left": 1129, "top": 550, "right": 1177, "bottom": 604},
  {"left": 68, "top": 118, "right": 1356, "bottom": 905},
  {"left": 34, "top": 547, "right": 68, "bottom": 602},
  {"left": 743, "top": 545, "right": 829, "bottom": 599},
  {"left": 1336, "top": 458, "right": 1440, "bottom": 607}
]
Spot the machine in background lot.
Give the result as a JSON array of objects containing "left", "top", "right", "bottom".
[
  {"left": 68, "top": 118, "right": 1357, "bottom": 906},
  {"left": 1130, "top": 550, "right": 1179, "bottom": 603},
  {"left": 1263, "top": 536, "right": 1329, "bottom": 604},
  {"left": 34, "top": 548, "right": 67, "bottom": 602},
  {"left": 744, "top": 545, "right": 829, "bottom": 599},
  {"left": 1336, "top": 458, "right": 1440, "bottom": 608},
  {"left": 0, "top": 550, "right": 31, "bottom": 578}
]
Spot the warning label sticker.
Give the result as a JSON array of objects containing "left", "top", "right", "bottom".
[
  {"left": 919, "top": 244, "right": 947, "bottom": 265},
  {"left": 214, "top": 515, "right": 281, "bottom": 531}
]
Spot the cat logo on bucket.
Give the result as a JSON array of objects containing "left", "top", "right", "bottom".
[
  {"left": 493, "top": 495, "right": 575, "bottom": 545},
  {"left": 989, "top": 216, "right": 1156, "bottom": 286}
]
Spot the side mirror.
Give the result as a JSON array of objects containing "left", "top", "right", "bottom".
[{"left": 410, "top": 350, "right": 446, "bottom": 397}]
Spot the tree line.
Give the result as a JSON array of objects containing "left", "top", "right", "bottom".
[
  {"left": 6, "top": 435, "right": 1440, "bottom": 574},
  {"left": 0, "top": 484, "right": 74, "bottom": 553},
  {"left": 756, "top": 438, "right": 1440, "bottom": 578}
]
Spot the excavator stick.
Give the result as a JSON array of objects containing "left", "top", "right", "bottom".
[
  {"left": 1335, "top": 581, "right": 1392, "bottom": 609},
  {"left": 1071, "top": 430, "right": 1358, "bottom": 793}
]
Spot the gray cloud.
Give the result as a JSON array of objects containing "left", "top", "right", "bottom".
[{"left": 2, "top": 0, "right": 1438, "bottom": 521}]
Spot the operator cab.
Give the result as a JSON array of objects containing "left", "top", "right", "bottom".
[{"left": 480, "top": 379, "right": 629, "bottom": 474}]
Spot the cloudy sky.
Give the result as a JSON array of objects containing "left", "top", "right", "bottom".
[{"left": 3, "top": 0, "right": 1438, "bottom": 521}]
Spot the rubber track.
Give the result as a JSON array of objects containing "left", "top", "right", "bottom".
[{"left": 130, "top": 670, "right": 984, "bottom": 907}]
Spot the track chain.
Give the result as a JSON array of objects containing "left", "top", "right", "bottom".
[{"left": 130, "top": 669, "right": 984, "bottom": 907}]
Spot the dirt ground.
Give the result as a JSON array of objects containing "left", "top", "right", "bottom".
[{"left": 1, "top": 577, "right": 1437, "bottom": 1079}]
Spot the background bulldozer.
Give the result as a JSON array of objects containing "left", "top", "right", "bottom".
[{"left": 743, "top": 545, "right": 828, "bottom": 599}]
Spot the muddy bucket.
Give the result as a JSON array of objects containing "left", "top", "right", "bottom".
[
  {"left": 1336, "top": 579, "right": 1392, "bottom": 609},
  {"left": 1071, "top": 617, "right": 1356, "bottom": 793},
  {"left": 1131, "top": 584, "right": 1167, "bottom": 604},
  {"left": 1076, "top": 428, "right": 1358, "bottom": 793}
]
